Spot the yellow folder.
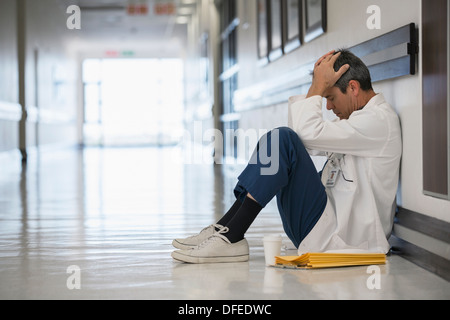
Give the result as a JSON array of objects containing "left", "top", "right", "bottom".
[{"left": 274, "top": 253, "right": 386, "bottom": 269}]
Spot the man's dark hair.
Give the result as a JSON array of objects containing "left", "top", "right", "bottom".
[{"left": 333, "top": 49, "right": 373, "bottom": 93}]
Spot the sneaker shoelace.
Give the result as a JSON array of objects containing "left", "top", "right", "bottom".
[
  {"left": 198, "top": 226, "right": 231, "bottom": 248},
  {"left": 185, "top": 224, "right": 223, "bottom": 241}
]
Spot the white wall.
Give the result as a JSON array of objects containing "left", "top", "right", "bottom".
[
  {"left": 0, "top": 0, "right": 19, "bottom": 104},
  {"left": 24, "top": 0, "right": 79, "bottom": 150},
  {"left": 234, "top": 0, "right": 450, "bottom": 223},
  {"left": 0, "top": 0, "right": 20, "bottom": 156}
]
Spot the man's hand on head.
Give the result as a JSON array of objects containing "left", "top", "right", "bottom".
[{"left": 306, "top": 51, "right": 350, "bottom": 98}]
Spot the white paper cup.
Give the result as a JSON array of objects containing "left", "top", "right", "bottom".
[{"left": 263, "top": 234, "right": 282, "bottom": 266}]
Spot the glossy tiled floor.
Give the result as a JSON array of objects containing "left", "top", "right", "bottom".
[{"left": 0, "top": 147, "right": 449, "bottom": 300}]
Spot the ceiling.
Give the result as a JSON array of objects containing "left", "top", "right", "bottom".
[{"left": 60, "top": 0, "right": 196, "bottom": 56}]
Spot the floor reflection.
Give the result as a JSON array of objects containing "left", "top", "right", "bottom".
[
  {"left": 13, "top": 146, "right": 227, "bottom": 229},
  {"left": 1, "top": 146, "right": 449, "bottom": 300},
  {"left": 1, "top": 146, "right": 235, "bottom": 299}
]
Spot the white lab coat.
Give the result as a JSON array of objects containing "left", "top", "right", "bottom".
[{"left": 288, "top": 93, "right": 402, "bottom": 254}]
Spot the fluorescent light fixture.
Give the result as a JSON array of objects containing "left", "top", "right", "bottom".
[
  {"left": 175, "top": 16, "right": 190, "bottom": 24},
  {"left": 177, "top": 7, "right": 194, "bottom": 15},
  {"left": 180, "top": 0, "right": 197, "bottom": 5}
]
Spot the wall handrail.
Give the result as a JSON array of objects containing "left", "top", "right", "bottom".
[{"left": 234, "top": 23, "right": 418, "bottom": 113}]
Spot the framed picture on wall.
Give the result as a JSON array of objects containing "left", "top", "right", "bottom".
[
  {"left": 304, "top": 0, "right": 327, "bottom": 42},
  {"left": 283, "top": 0, "right": 302, "bottom": 53},
  {"left": 269, "top": 0, "right": 283, "bottom": 61},
  {"left": 257, "top": 0, "right": 269, "bottom": 64}
]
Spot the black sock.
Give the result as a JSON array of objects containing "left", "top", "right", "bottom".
[
  {"left": 223, "top": 196, "right": 263, "bottom": 243},
  {"left": 216, "top": 199, "right": 243, "bottom": 228}
]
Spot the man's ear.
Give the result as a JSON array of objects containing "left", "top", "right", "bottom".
[{"left": 348, "top": 80, "right": 360, "bottom": 97}]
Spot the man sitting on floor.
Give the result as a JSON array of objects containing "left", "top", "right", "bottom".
[{"left": 171, "top": 49, "right": 402, "bottom": 264}]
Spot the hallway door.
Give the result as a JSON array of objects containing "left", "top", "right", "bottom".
[{"left": 82, "top": 58, "right": 185, "bottom": 147}]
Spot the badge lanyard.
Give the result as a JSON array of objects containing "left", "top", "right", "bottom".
[{"left": 325, "top": 153, "right": 354, "bottom": 188}]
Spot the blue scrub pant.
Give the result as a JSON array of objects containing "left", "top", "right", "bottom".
[{"left": 233, "top": 127, "right": 327, "bottom": 248}]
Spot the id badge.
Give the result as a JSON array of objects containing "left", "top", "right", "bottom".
[{"left": 325, "top": 168, "right": 340, "bottom": 188}]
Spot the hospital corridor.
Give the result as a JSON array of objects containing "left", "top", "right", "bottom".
[{"left": 1, "top": 0, "right": 450, "bottom": 301}]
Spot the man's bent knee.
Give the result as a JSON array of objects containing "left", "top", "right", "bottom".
[
  {"left": 248, "top": 128, "right": 282, "bottom": 176},
  {"left": 257, "top": 127, "right": 300, "bottom": 176},
  {"left": 249, "top": 127, "right": 303, "bottom": 176},
  {"left": 275, "top": 127, "right": 304, "bottom": 146}
]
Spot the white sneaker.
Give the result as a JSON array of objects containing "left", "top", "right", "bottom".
[
  {"left": 172, "top": 224, "right": 223, "bottom": 250},
  {"left": 171, "top": 227, "right": 249, "bottom": 264}
]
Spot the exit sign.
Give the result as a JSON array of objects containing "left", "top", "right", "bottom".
[
  {"left": 105, "top": 50, "right": 136, "bottom": 58},
  {"left": 154, "top": 2, "right": 176, "bottom": 15},
  {"left": 127, "top": 4, "right": 148, "bottom": 15}
]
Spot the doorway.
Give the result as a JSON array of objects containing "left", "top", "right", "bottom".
[{"left": 82, "top": 58, "right": 185, "bottom": 147}]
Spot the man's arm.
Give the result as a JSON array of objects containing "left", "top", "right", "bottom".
[
  {"left": 289, "top": 99, "right": 390, "bottom": 157},
  {"left": 306, "top": 51, "right": 350, "bottom": 98},
  {"left": 288, "top": 51, "right": 389, "bottom": 157}
]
